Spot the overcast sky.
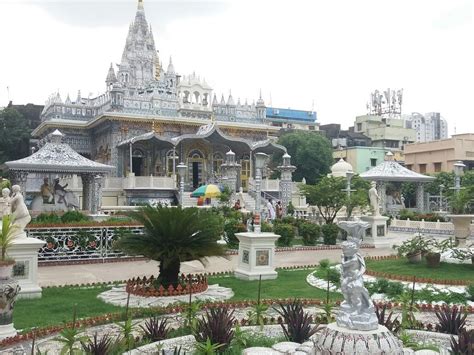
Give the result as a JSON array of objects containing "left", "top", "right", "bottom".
[{"left": 0, "top": 0, "right": 472, "bottom": 134}]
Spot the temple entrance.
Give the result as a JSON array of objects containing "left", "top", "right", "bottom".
[
  {"left": 132, "top": 157, "right": 143, "bottom": 176},
  {"left": 188, "top": 149, "right": 204, "bottom": 189}
]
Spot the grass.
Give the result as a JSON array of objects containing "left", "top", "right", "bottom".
[
  {"left": 13, "top": 268, "right": 340, "bottom": 332},
  {"left": 13, "top": 285, "right": 124, "bottom": 331},
  {"left": 366, "top": 258, "right": 474, "bottom": 282},
  {"left": 208, "top": 268, "right": 342, "bottom": 301}
]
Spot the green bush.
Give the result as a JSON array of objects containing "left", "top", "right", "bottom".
[
  {"left": 298, "top": 222, "right": 321, "bottom": 245},
  {"left": 321, "top": 223, "right": 339, "bottom": 245},
  {"left": 61, "top": 211, "right": 89, "bottom": 223},
  {"left": 274, "top": 223, "right": 295, "bottom": 247},
  {"left": 467, "top": 284, "right": 474, "bottom": 302},
  {"left": 261, "top": 221, "right": 273, "bottom": 233},
  {"left": 224, "top": 219, "right": 247, "bottom": 249},
  {"left": 326, "top": 268, "right": 341, "bottom": 285},
  {"left": 33, "top": 213, "right": 62, "bottom": 224},
  {"left": 319, "top": 259, "right": 330, "bottom": 269}
]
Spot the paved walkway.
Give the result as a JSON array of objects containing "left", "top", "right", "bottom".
[{"left": 38, "top": 247, "right": 395, "bottom": 287}]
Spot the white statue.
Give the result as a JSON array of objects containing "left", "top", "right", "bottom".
[
  {"left": 10, "top": 185, "right": 31, "bottom": 235},
  {"left": 337, "top": 220, "right": 378, "bottom": 331},
  {"left": 368, "top": 181, "right": 380, "bottom": 216},
  {"left": 0, "top": 187, "right": 11, "bottom": 217},
  {"left": 238, "top": 187, "right": 246, "bottom": 210}
]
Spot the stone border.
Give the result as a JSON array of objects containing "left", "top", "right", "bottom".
[{"left": 98, "top": 284, "right": 234, "bottom": 308}]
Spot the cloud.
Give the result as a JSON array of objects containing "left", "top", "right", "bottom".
[{"left": 26, "top": 0, "right": 229, "bottom": 29}]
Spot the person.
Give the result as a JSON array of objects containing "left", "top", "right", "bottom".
[
  {"left": 275, "top": 200, "right": 283, "bottom": 219},
  {"left": 233, "top": 199, "right": 241, "bottom": 210},
  {"left": 10, "top": 185, "right": 31, "bottom": 234},
  {"left": 0, "top": 187, "right": 11, "bottom": 217},
  {"left": 40, "top": 177, "right": 54, "bottom": 204},
  {"left": 267, "top": 198, "right": 276, "bottom": 221},
  {"left": 54, "top": 177, "right": 69, "bottom": 205},
  {"left": 368, "top": 181, "right": 380, "bottom": 216}
]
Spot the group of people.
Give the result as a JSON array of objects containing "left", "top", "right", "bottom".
[{"left": 266, "top": 199, "right": 283, "bottom": 221}]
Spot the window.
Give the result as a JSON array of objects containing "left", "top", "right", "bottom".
[
  {"left": 434, "top": 162, "right": 442, "bottom": 172},
  {"left": 308, "top": 126, "right": 315, "bottom": 130},
  {"left": 406, "top": 164, "right": 412, "bottom": 170},
  {"left": 419, "top": 164, "right": 427, "bottom": 174},
  {"left": 357, "top": 123, "right": 362, "bottom": 131},
  {"left": 370, "top": 158, "right": 377, "bottom": 167}
]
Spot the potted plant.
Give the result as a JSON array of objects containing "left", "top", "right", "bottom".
[
  {"left": 393, "top": 235, "right": 430, "bottom": 263},
  {"left": 447, "top": 188, "right": 474, "bottom": 248},
  {"left": 0, "top": 214, "right": 21, "bottom": 340},
  {"left": 425, "top": 239, "right": 454, "bottom": 268},
  {"left": 451, "top": 243, "right": 474, "bottom": 265}
]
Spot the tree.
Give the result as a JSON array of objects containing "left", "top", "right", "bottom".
[
  {"left": 301, "top": 175, "right": 369, "bottom": 223},
  {"left": 300, "top": 176, "right": 347, "bottom": 224},
  {"left": 115, "top": 205, "right": 226, "bottom": 287},
  {"left": 274, "top": 131, "right": 333, "bottom": 184},
  {"left": 0, "top": 108, "right": 32, "bottom": 165}
]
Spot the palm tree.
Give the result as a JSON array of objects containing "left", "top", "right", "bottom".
[{"left": 115, "top": 205, "right": 226, "bottom": 287}]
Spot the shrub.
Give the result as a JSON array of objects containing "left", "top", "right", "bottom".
[
  {"left": 33, "top": 212, "right": 62, "bottom": 224},
  {"left": 467, "top": 284, "right": 474, "bottom": 302},
  {"left": 298, "top": 222, "right": 321, "bottom": 245},
  {"left": 61, "top": 211, "right": 89, "bottom": 223},
  {"left": 450, "top": 329, "right": 474, "bottom": 355},
  {"left": 81, "top": 333, "right": 115, "bottom": 355},
  {"left": 321, "top": 223, "right": 339, "bottom": 245},
  {"left": 319, "top": 259, "right": 330, "bottom": 269},
  {"left": 140, "top": 316, "right": 170, "bottom": 342},
  {"left": 286, "top": 201, "right": 295, "bottom": 216},
  {"left": 373, "top": 302, "right": 400, "bottom": 332},
  {"left": 195, "top": 307, "right": 235, "bottom": 351},
  {"left": 274, "top": 223, "right": 295, "bottom": 246},
  {"left": 326, "top": 268, "right": 341, "bottom": 285},
  {"left": 261, "top": 221, "right": 273, "bottom": 232},
  {"left": 435, "top": 306, "right": 467, "bottom": 335},
  {"left": 275, "top": 300, "right": 320, "bottom": 343},
  {"left": 223, "top": 218, "right": 246, "bottom": 249}
]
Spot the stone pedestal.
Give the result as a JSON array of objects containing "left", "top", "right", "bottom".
[
  {"left": 447, "top": 214, "right": 474, "bottom": 248},
  {"left": 9, "top": 233, "right": 45, "bottom": 299},
  {"left": 314, "top": 323, "right": 403, "bottom": 354},
  {"left": 234, "top": 232, "right": 280, "bottom": 281},
  {"left": 360, "top": 215, "right": 390, "bottom": 247}
]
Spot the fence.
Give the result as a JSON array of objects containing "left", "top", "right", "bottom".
[
  {"left": 389, "top": 218, "right": 474, "bottom": 235},
  {"left": 27, "top": 225, "right": 144, "bottom": 262}
]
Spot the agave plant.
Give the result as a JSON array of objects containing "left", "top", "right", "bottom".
[
  {"left": 194, "top": 307, "right": 235, "bottom": 351},
  {"left": 450, "top": 329, "right": 474, "bottom": 355},
  {"left": 435, "top": 306, "right": 467, "bottom": 335},
  {"left": 81, "top": 333, "right": 115, "bottom": 355},
  {"left": 115, "top": 205, "right": 225, "bottom": 287},
  {"left": 274, "top": 299, "right": 320, "bottom": 343},
  {"left": 0, "top": 214, "right": 19, "bottom": 263},
  {"left": 140, "top": 316, "right": 170, "bottom": 342},
  {"left": 373, "top": 302, "right": 400, "bottom": 333}
]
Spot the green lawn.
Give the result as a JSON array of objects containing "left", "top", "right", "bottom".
[
  {"left": 14, "top": 285, "right": 124, "bottom": 331},
  {"left": 208, "top": 268, "right": 342, "bottom": 301},
  {"left": 366, "top": 258, "right": 474, "bottom": 282},
  {"left": 13, "top": 268, "right": 340, "bottom": 331}
]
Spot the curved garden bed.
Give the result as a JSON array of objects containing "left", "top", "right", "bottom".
[{"left": 126, "top": 274, "right": 208, "bottom": 297}]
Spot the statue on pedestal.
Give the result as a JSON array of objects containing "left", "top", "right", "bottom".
[
  {"left": 0, "top": 188, "right": 11, "bottom": 218},
  {"left": 369, "top": 181, "right": 380, "bottom": 216},
  {"left": 10, "top": 185, "right": 31, "bottom": 235},
  {"left": 336, "top": 220, "right": 378, "bottom": 331}
]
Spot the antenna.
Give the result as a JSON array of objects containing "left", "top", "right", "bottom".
[{"left": 6, "top": 86, "right": 10, "bottom": 102}]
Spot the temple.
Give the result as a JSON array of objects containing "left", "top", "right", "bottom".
[{"left": 32, "top": 0, "right": 316, "bottom": 190}]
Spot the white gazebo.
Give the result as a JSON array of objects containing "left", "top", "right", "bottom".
[
  {"left": 360, "top": 153, "right": 434, "bottom": 214},
  {"left": 5, "top": 130, "right": 114, "bottom": 214}
]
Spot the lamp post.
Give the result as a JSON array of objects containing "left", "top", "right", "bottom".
[
  {"left": 254, "top": 152, "right": 269, "bottom": 233},
  {"left": 439, "top": 184, "right": 445, "bottom": 212},
  {"left": 345, "top": 170, "right": 355, "bottom": 199},
  {"left": 176, "top": 162, "right": 187, "bottom": 206},
  {"left": 453, "top": 161, "right": 466, "bottom": 194}
]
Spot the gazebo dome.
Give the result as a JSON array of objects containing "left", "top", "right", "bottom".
[{"left": 331, "top": 158, "right": 353, "bottom": 178}]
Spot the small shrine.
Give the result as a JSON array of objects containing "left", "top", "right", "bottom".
[{"left": 5, "top": 130, "right": 114, "bottom": 214}]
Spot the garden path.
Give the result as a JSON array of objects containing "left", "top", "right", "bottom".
[{"left": 37, "top": 247, "right": 394, "bottom": 287}]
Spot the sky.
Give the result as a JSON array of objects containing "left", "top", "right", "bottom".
[{"left": 0, "top": 0, "right": 472, "bottom": 135}]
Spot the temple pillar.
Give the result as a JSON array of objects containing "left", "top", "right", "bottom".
[
  {"left": 220, "top": 150, "right": 241, "bottom": 193},
  {"left": 80, "top": 173, "right": 94, "bottom": 211},
  {"left": 276, "top": 153, "right": 296, "bottom": 216},
  {"left": 90, "top": 174, "right": 104, "bottom": 215},
  {"left": 416, "top": 183, "right": 425, "bottom": 213},
  {"left": 377, "top": 181, "right": 387, "bottom": 214}
]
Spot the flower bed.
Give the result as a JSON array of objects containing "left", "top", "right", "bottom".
[{"left": 125, "top": 274, "right": 208, "bottom": 297}]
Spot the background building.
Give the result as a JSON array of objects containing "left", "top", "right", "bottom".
[
  {"left": 319, "top": 123, "right": 371, "bottom": 148},
  {"left": 404, "top": 112, "right": 448, "bottom": 142},
  {"left": 333, "top": 146, "right": 404, "bottom": 174},
  {"left": 404, "top": 133, "right": 474, "bottom": 173},
  {"left": 265, "top": 107, "right": 317, "bottom": 131}
]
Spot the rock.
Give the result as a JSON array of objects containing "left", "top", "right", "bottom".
[
  {"left": 272, "top": 341, "right": 301, "bottom": 353},
  {"left": 243, "top": 347, "right": 282, "bottom": 355}
]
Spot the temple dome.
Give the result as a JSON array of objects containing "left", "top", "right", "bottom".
[{"left": 331, "top": 158, "right": 353, "bottom": 177}]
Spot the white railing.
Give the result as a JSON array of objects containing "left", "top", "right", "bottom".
[{"left": 390, "top": 218, "right": 474, "bottom": 234}]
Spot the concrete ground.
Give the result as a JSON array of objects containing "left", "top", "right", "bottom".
[{"left": 38, "top": 247, "right": 395, "bottom": 287}]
